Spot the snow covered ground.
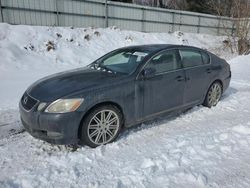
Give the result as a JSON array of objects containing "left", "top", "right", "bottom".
[{"left": 0, "top": 23, "right": 250, "bottom": 187}]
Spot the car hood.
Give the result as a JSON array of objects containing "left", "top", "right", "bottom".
[{"left": 27, "top": 67, "right": 124, "bottom": 102}]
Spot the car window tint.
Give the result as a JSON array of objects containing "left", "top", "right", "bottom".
[
  {"left": 103, "top": 52, "right": 130, "bottom": 65},
  {"left": 100, "top": 50, "right": 148, "bottom": 74},
  {"left": 180, "top": 50, "right": 203, "bottom": 68},
  {"left": 146, "top": 50, "right": 181, "bottom": 74},
  {"left": 201, "top": 51, "right": 210, "bottom": 64},
  {"left": 103, "top": 51, "right": 148, "bottom": 66}
]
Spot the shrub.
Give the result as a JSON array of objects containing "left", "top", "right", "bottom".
[
  {"left": 94, "top": 31, "right": 101, "bottom": 37},
  {"left": 56, "top": 33, "right": 62, "bottom": 38},
  {"left": 84, "top": 34, "right": 91, "bottom": 41},
  {"left": 46, "top": 41, "right": 55, "bottom": 51}
]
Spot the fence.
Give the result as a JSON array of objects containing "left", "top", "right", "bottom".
[{"left": 0, "top": 0, "right": 234, "bottom": 35}]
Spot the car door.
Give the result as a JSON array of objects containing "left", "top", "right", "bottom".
[
  {"left": 138, "top": 49, "right": 186, "bottom": 118},
  {"left": 179, "top": 49, "right": 212, "bottom": 105}
]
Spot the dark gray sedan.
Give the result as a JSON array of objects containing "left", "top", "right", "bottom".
[{"left": 19, "top": 44, "right": 231, "bottom": 147}]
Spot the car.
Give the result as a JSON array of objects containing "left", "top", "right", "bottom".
[{"left": 19, "top": 44, "right": 231, "bottom": 147}]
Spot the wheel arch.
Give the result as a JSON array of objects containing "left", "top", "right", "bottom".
[
  {"left": 202, "top": 79, "right": 223, "bottom": 105},
  {"left": 207, "top": 79, "right": 224, "bottom": 94},
  {"left": 212, "top": 79, "right": 224, "bottom": 91},
  {"left": 77, "top": 101, "right": 125, "bottom": 139}
]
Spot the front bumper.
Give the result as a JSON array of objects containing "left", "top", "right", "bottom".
[{"left": 19, "top": 101, "right": 83, "bottom": 145}]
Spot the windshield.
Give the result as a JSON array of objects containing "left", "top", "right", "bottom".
[{"left": 90, "top": 49, "right": 149, "bottom": 74}]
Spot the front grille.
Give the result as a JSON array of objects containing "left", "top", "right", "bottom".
[{"left": 21, "top": 92, "right": 38, "bottom": 111}]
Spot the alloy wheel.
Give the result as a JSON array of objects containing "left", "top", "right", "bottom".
[
  {"left": 207, "top": 83, "right": 222, "bottom": 106},
  {"left": 87, "top": 110, "right": 120, "bottom": 145}
]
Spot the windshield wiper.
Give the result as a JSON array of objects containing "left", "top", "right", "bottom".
[
  {"left": 90, "top": 63, "right": 115, "bottom": 74},
  {"left": 99, "top": 64, "right": 115, "bottom": 74}
]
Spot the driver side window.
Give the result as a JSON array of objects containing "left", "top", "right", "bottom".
[{"left": 146, "top": 50, "right": 181, "bottom": 74}]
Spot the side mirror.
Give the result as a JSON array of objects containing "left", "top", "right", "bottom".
[{"left": 142, "top": 67, "right": 156, "bottom": 78}]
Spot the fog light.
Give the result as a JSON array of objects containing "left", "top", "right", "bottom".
[{"left": 37, "top": 102, "right": 47, "bottom": 111}]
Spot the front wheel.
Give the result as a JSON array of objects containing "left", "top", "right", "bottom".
[
  {"left": 80, "top": 105, "right": 123, "bottom": 148},
  {"left": 203, "top": 82, "right": 222, "bottom": 108}
]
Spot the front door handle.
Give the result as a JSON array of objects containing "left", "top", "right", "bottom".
[{"left": 175, "top": 76, "right": 185, "bottom": 82}]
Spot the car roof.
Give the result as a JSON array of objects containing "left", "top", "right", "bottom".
[{"left": 120, "top": 44, "right": 204, "bottom": 54}]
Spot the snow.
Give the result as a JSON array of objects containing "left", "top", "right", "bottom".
[
  {"left": 232, "top": 125, "right": 250, "bottom": 135},
  {"left": 0, "top": 23, "right": 250, "bottom": 187}
]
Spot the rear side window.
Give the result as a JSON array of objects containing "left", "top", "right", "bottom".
[
  {"left": 201, "top": 51, "right": 210, "bottom": 64},
  {"left": 179, "top": 50, "right": 203, "bottom": 68}
]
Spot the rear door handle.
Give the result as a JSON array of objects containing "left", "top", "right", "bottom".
[
  {"left": 206, "top": 68, "right": 212, "bottom": 74},
  {"left": 175, "top": 76, "right": 185, "bottom": 82}
]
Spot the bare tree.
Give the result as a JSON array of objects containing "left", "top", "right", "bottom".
[
  {"left": 132, "top": 0, "right": 180, "bottom": 8},
  {"left": 133, "top": 0, "right": 212, "bottom": 12},
  {"left": 209, "top": 0, "right": 250, "bottom": 54},
  {"left": 131, "top": 0, "right": 250, "bottom": 54},
  {"left": 166, "top": 0, "right": 189, "bottom": 10}
]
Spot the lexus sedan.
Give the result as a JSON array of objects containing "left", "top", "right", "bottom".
[{"left": 19, "top": 44, "right": 231, "bottom": 147}]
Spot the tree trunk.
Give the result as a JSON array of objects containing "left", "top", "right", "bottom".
[{"left": 238, "top": 38, "right": 250, "bottom": 55}]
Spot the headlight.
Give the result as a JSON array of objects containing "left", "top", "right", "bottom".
[{"left": 45, "top": 98, "right": 84, "bottom": 113}]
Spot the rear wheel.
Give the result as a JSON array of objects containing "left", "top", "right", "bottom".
[
  {"left": 80, "top": 105, "right": 123, "bottom": 148},
  {"left": 203, "top": 82, "right": 222, "bottom": 108}
]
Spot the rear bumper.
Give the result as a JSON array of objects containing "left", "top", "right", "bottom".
[
  {"left": 19, "top": 101, "right": 83, "bottom": 145},
  {"left": 223, "top": 73, "right": 231, "bottom": 93}
]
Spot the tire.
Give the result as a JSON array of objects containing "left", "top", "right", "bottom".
[
  {"left": 203, "top": 81, "right": 222, "bottom": 108},
  {"left": 79, "top": 105, "right": 123, "bottom": 148}
]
